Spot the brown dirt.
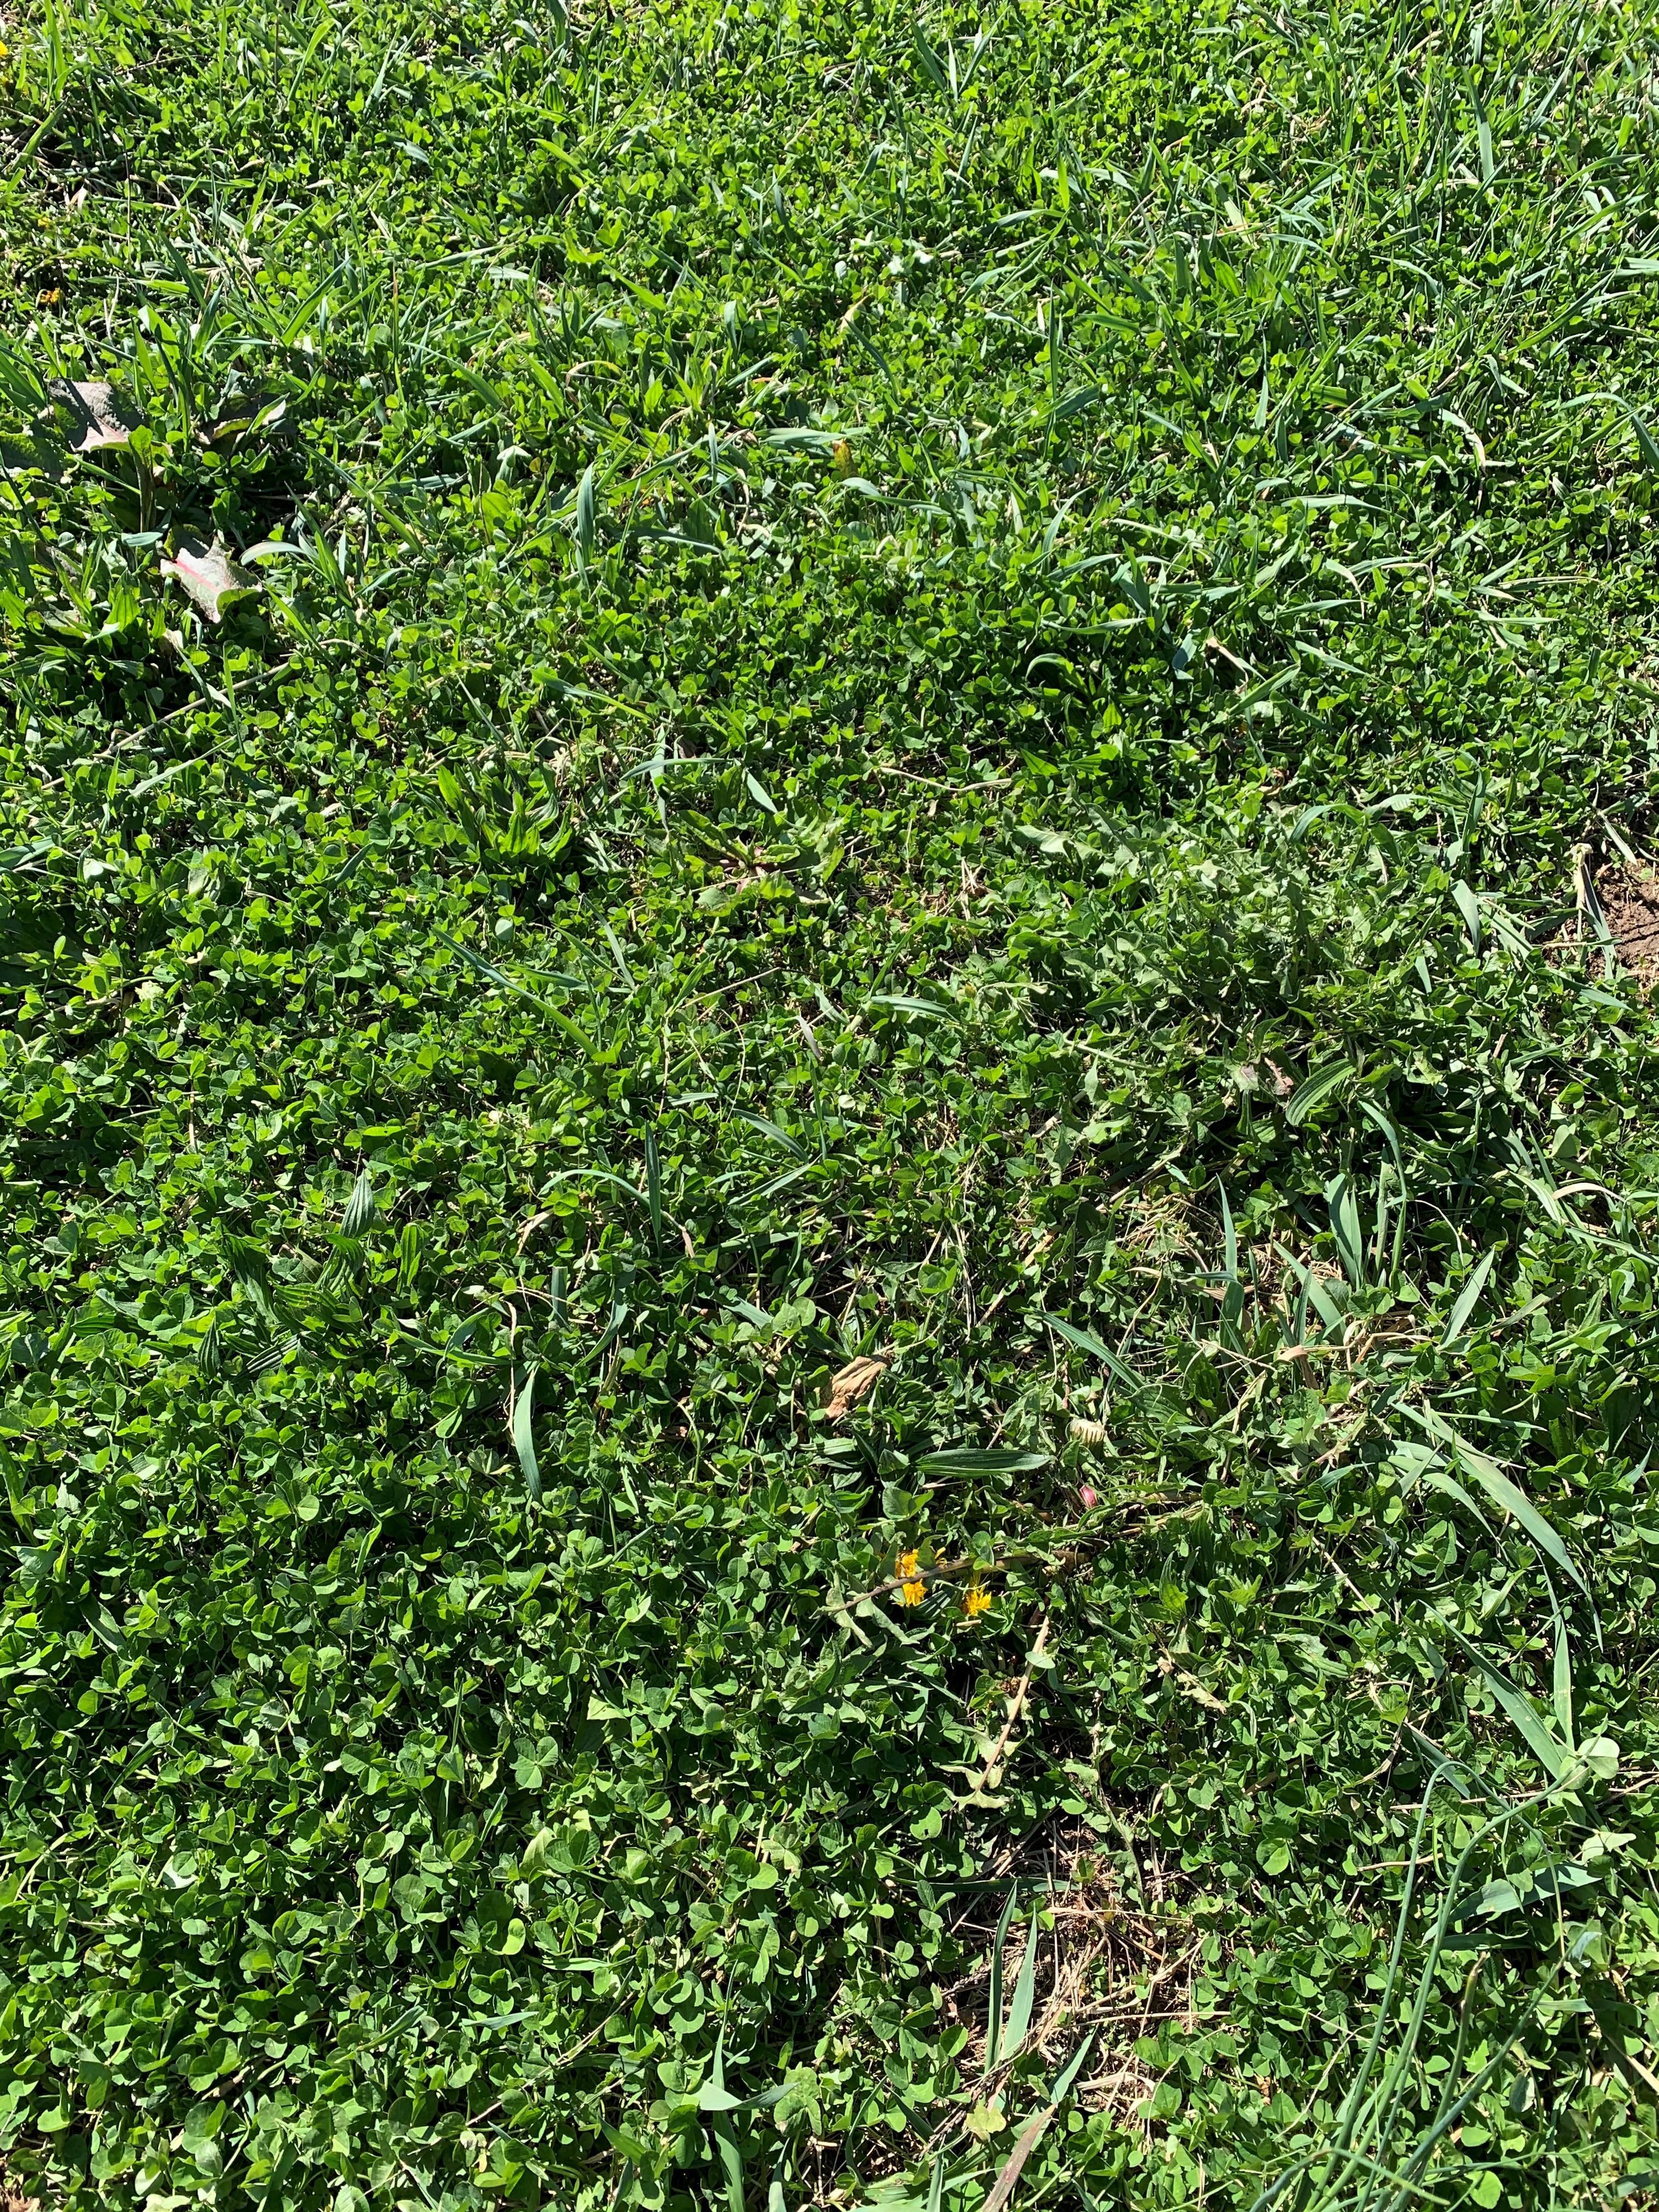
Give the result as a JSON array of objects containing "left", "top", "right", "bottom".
[{"left": 1599, "top": 861, "right": 1659, "bottom": 992}]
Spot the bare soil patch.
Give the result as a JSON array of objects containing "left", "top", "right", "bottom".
[{"left": 1600, "top": 862, "right": 1659, "bottom": 992}]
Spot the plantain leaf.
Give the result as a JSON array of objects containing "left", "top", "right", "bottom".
[{"left": 916, "top": 1447, "right": 1050, "bottom": 1477}]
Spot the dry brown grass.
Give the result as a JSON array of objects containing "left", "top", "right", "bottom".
[{"left": 939, "top": 1820, "right": 1211, "bottom": 2136}]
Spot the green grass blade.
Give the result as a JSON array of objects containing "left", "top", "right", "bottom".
[
  {"left": 1401, "top": 1406, "right": 1585, "bottom": 1592},
  {"left": 1327, "top": 1172, "right": 1368, "bottom": 1290},
  {"left": 1040, "top": 1310, "right": 1144, "bottom": 1393},
  {"left": 1441, "top": 1248, "right": 1498, "bottom": 1345},
  {"left": 1444, "top": 1623, "right": 1568, "bottom": 1779},
  {"left": 432, "top": 928, "right": 600, "bottom": 1061},
  {"left": 512, "top": 1367, "right": 541, "bottom": 1501},
  {"left": 916, "top": 1447, "right": 1049, "bottom": 1477},
  {"left": 645, "top": 1127, "right": 663, "bottom": 1256},
  {"left": 1553, "top": 1599, "right": 1576, "bottom": 1752},
  {"left": 575, "top": 462, "right": 596, "bottom": 569},
  {"left": 1285, "top": 1057, "right": 1352, "bottom": 1125},
  {"left": 1276, "top": 1248, "right": 1347, "bottom": 1338},
  {"left": 1002, "top": 1911, "right": 1037, "bottom": 2063},
  {"left": 1220, "top": 1181, "right": 1238, "bottom": 1283},
  {"left": 985, "top": 1888, "right": 1015, "bottom": 2070}
]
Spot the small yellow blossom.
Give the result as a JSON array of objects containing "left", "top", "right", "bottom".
[
  {"left": 961, "top": 1581, "right": 991, "bottom": 1619},
  {"left": 899, "top": 1575, "right": 926, "bottom": 1606},
  {"left": 895, "top": 1549, "right": 926, "bottom": 1605}
]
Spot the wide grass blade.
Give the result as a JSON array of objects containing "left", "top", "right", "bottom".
[
  {"left": 1286, "top": 1057, "right": 1352, "bottom": 1125},
  {"left": 1277, "top": 1248, "right": 1347, "bottom": 1338},
  {"left": 342, "top": 1169, "right": 377, "bottom": 1238},
  {"left": 645, "top": 1127, "right": 663, "bottom": 1255},
  {"left": 512, "top": 1367, "right": 541, "bottom": 1501},
  {"left": 575, "top": 462, "right": 596, "bottom": 568},
  {"left": 1326, "top": 1173, "right": 1367, "bottom": 1290}
]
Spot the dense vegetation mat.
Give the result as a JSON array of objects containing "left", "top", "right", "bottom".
[{"left": 3, "top": 0, "right": 1659, "bottom": 2205}]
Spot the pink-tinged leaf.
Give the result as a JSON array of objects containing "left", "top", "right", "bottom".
[
  {"left": 161, "top": 539, "right": 259, "bottom": 624},
  {"left": 53, "top": 380, "right": 136, "bottom": 453}
]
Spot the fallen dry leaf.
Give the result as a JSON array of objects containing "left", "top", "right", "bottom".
[
  {"left": 162, "top": 538, "right": 258, "bottom": 623},
  {"left": 53, "top": 379, "right": 135, "bottom": 453},
  {"left": 826, "top": 1355, "right": 886, "bottom": 1419}
]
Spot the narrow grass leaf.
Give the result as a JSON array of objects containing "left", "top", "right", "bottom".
[
  {"left": 432, "top": 929, "right": 599, "bottom": 1060},
  {"left": 575, "top": 463, "right": 596, "bottom": 568},
  {"left": 1553, "top": 1601, "right": 1575, "bottom": 1751},
  {"left": 644, "top": 1127, "right": 663, "bottom": 1255},
  {"left": 1444, "top": 1624, "right": 1568, "bottom": 1779},
  {"left": 1452, "top": 880, "right": 1482, "bottom": 951},
  {"left": 1570, "top": 391, "right": 1659, "bottom": 475},
  {"left": 1040, "top": 1311, "right": 1144, "bottom": 1393},
  {"left": 1412, "top": 1458, "right": 1498, "bottom": 1540},
  {"left": 1326, "top": 1173, "right": 1367, "bottom": 1289},
  {"left": 985, "top": 1888, "right": 1015, "bottom": 2069},
  {"left": 1442, "top": 1249, "right": 1498, "bottom": 1344},
  {"left": 1002, "top": 1914, "right": 1038, "bottom": 2063},
  {"left": 1046, "top": 2030, "right": 1096, "bottom": 2107},
  {"left": 1403, "top": 1405, "right": 1585, "bottom": 1592},
  {"left": 1276, "top": 1249, "right": 1347, "bottom": 1338}
]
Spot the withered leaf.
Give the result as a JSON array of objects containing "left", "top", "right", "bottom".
[
  {"left": 826, "top": 1355, "right": 887, "bottom": 1419},
  {"left": 52, "top": 380, "right": 136, "bottom": 453}
]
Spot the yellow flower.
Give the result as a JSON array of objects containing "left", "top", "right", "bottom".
[
  {"left": 896, "top": 1550, "right": 920, "bottom": 1582},
  {"left": 962, "top": 1581, "right": 991, "bottom": 1619},
  {"left": 899, "top": 1575, "right": 926, "bottom": 1606}
]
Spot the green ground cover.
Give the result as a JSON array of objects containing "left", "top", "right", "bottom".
[{"left": 3, "top": 0, "right": 1659, "bottom": 2204}]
